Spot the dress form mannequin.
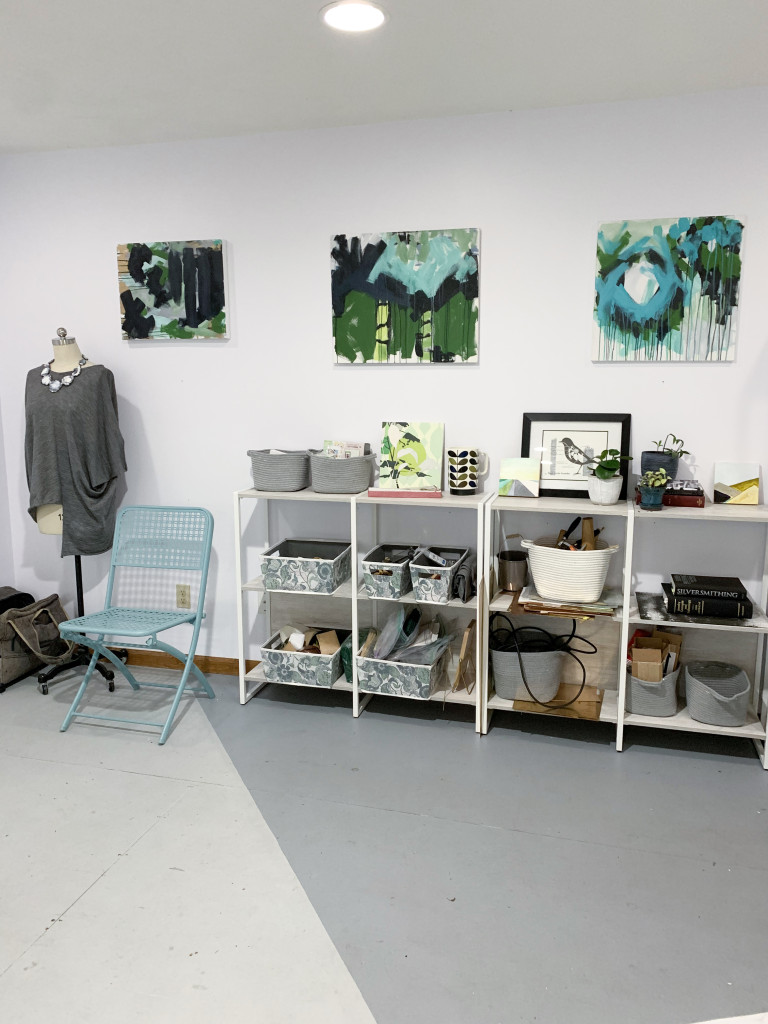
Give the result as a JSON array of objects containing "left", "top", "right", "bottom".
[{"left": 36, "top": 328, "right": 94, "bottom": 535}]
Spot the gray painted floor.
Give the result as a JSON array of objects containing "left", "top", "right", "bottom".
[{"left": 203, "top": 677, "right": 768, "bottom": 1024}]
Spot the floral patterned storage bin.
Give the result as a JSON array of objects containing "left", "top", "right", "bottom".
[
  {"left": 261, "top": 629, "right": 348, "bottom": 687},
  {"left": 361, "top": 544, "right": 415, "bottom": 599},
  {"left": 409, "top": 547, "right": 469, "bottom": 604},
  {"left": 260, "top": 539, "right": 352, "bottom": 594},
  {"left": 356, "top": 650, "right": 449, "bottom": 699}
]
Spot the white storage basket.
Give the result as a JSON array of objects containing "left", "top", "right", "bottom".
[{"left": 520, "top": 537, "right": 618, "bottom": 603}]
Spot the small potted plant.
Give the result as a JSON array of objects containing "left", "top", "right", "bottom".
[
  {"left": 637, "top": 467, "right": 669, "bottom": 510},
  {"left": 586, "top": 448, "right": 633, "bottom": 506},
  {"left": 640, "top": 434, "right": 689, "bottom": 481}
]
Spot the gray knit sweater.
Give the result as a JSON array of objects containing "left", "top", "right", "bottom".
[{"left": 25, "top": 364, "right": 127, "bottom": 557}]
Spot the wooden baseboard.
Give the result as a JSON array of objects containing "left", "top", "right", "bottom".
[{"left": 114, "top": 649, "right": 257, "bottom": 674}]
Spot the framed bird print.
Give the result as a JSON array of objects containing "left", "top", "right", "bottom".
[{"left": 521, "top": 413, "right": 631, "bottom": 499}]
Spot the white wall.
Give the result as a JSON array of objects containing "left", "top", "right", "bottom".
[
  {"left": 1, "top": 87, "right": 767, "bottom": 656},
  {"left": 0, "top": 396, "right": 14, "bottom": 583}
]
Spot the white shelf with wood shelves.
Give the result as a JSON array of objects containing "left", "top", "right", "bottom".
[
  {"left": 233, "top": 487, "right": 361, "bottom": 710},
  {"left": 353, "top": 490, "right": 490, "bottom": 732},
  {"left": 481, "top": 494, "right": 634, "bottom": 738},
  {"left": 619, "top": 501, "right": 768, "bottom": 766}
]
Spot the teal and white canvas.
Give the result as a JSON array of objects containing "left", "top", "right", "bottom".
[{"left": 593, "top": 216, "right": 743, "bottom": 361}]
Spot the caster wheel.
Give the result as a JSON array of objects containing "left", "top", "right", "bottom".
[
  {"left": 108, "top": 681, "right": 115, "bottom": 693},
  {"left": 39, "top": 683, "right": 49, "bottom": 695}
]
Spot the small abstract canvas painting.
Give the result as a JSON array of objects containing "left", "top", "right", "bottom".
[
  {"left": 593, "top": 216, "right": 743, "bottom": 361},
  {"left": 332, "top": 229, "right": 479, "bottom": 364},
  {"left": 714, "top": 463, "right": 759, "bottom": 504},
  {"left": 118, "top": 239, "right": 227, "bottom": 340},
  {"left": 499, "top": 458, "right": 541, "bottom": 498},
  {"left": 373, "top": 422, "right": 444, "bottom": 495}
]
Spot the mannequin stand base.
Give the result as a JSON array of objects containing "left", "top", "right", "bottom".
[{"left": 38, "top": 648, "right": 115, "bottom": 696}]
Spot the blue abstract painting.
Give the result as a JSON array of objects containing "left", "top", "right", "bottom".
[
  {"left": 592, "top": 216, "right": 743, "bottom": 362},
  {"left": 332, "top": 229, "right": 479, "bottom": 364}
]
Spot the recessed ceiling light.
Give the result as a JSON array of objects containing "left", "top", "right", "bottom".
[{"left": 321, "top": 1, "right": 387, "bottom": 33}]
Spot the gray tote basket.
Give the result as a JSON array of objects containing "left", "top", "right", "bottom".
[
  {"left": 309, "top": 450, "right": 375, "bottom": 493},
  {"left": 490, "top": 648, "right": 562, "bottom": 703},
  {"left": 625, "top": 667, "right": 680, "bottom": 717},
  {"left": 684, "top": 661, "right": 751, "bottom": 727},
  {"left": 247, "top": 449, "right": 309, "bottom": 492}
]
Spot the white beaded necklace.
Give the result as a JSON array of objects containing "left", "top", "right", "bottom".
[{"left": 40, "top": 355, "right": 88, "bottom": 393}]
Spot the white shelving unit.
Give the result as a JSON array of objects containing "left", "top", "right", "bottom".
[
  {"left": 234, "top": 487, "right": 490, "bottom": 730},
  {"left": 620, "top": 502, "right": 768, "bottom": 765},
  {"left": 235, "top": 486, "right": 768, "bottom": 766},
  {"left": 354, "top": 491, "right": 490, "bottom": 732},
  {"left": 482, "top": 494, "right": 632, "bottom": 735},
  {"left": 481, "top": 493, "right": 768, "bottom": 767},
  {"left": 234, "top": 487, "right": 361, "bottom": 709}
]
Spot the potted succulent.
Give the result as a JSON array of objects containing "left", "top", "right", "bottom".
[
  {"left": 585, "top": 448, "right": 633, "bottom": 506},
  {"left": 637, "top": 467, "right": 669, "bottom": 510},
  {"left": 640, "top": 434, "right": 689, "bottom": 481}
]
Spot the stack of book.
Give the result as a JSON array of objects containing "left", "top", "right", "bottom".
[
  {"left": 635, "top": 480, "right": 706, "bottom": 508},
  {"left": 662, "top": 574, "right": 753, "bottom": 619}
]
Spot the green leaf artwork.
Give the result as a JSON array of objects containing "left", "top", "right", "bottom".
[
  {"left": 332, "top": 229, "right": 479, "bottom": 364},
  {"left": 376, "top": 422, "right": 444, "bottom": 493}
]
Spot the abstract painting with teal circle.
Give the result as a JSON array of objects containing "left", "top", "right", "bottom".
[{"left": 592, "top": 216, "right": 743, "bottom": 361}]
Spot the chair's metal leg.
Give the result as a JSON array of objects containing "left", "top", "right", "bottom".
[
  {"left": 72, "top": 638, "right": 142, "bottom": 691},
  {"left": 60, "top": 647, "right": 101, "bottom": 732},
  {"left": 154, "top": 639, "right": 215, "bottom": 698},
  {"left": 158, "top": 657, "right": 197, "bottom": 745}
]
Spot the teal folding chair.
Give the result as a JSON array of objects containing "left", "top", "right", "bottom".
[{"left": 59, "top": 506, "right": 215, "bottom": 744}]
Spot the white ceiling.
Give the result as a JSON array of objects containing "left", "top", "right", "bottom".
[{"left": 2, "top": 0, "right": 768, "bottom": 154}]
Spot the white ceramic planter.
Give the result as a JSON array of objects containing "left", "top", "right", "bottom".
[{"left": 587, "top": 474, "right": 622, "bottom": 505}]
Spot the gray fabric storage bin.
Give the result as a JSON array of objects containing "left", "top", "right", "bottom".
[
  {"left": 684, "top": 661, "right": 751, "bottom": 727},
  {"left": 490, "top": 648, "right": 562, "bottom": 703},
  {"left": 625, "top": 667, "right": 680, "bottom": 717},
  {"left": 309, "top": 450, "right": 375, "bottom": 493},
  {"left": 247, "top": 449, "right": 309, "bottom": 491}
]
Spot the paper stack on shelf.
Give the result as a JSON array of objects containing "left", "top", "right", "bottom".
[{"left": 516, "top": 585, "right": 622, "bottom": 618}]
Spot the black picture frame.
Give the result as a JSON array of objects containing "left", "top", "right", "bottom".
[{"left": 521, "top": 413, "right": 632, "bottom": 499}]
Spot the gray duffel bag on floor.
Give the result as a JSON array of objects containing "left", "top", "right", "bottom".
[{"left": 0, "top": 588, "right": 76, "bottom": 691}]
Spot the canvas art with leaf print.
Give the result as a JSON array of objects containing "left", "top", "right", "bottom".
[
  {"left": 375, "top": 422, "right": 444, "bottom": 494},
  {"left": 593, "top": 216, "right": 743, "bottom": 361},
  {"left": 332, "top": 229, "right": 479, "bottom": 364},
  {"left": 118, "top": 239, "right": 227, "bottom": 340}
]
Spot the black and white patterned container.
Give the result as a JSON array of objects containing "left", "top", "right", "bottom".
[
  {"left": 261, "top": 629, "right": 347, "bottom": 688},
  {"left": 361, "top": 544, "right": 415, "bottom": 599},
  {"left": 409, "top": 547, "right": 469, "bottom": 604},
  {"left": 260, "top": 539, "right": 352, "bottom": 594},
  {"left": 356, "top": 650, "right": 448, "bottom": 699}
]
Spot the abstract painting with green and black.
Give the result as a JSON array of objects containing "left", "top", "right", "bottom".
[
  {"left": 332, "top": 229, "right": 479, "bottom": 364},
  {"left": 117, "top": 240, "right": 227, "bottom": 340},
  {"left": 593, "top": 217, "right": 743, "bottom": 361}
]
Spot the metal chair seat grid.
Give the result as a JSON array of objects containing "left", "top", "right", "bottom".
[{"left": 59, "top": 606, "right": 195, "bottom": 637}]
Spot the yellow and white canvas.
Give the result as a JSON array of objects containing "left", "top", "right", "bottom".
[{"left": 713, "top": 462, "right": 760, "bottom": 504}]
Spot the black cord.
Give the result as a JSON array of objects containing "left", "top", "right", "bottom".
[{"left": 489, "top": 612, "right": 597, "bottom": 709}]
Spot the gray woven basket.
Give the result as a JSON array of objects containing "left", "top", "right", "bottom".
[
  {"left": 247, "top": 449, "right": 309, "bottom": 492},
  {"left": 684, "top": 661, "right": 751, "bottom": 727},
  {"left": 490, "top": 648, "right": 562, "bottom": 703},
  {"left": 626, "top": 667, "right": 679, "bottom": 717},
  {"left": 309, "top": 450, "right": 375, "bottom": 494}
]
